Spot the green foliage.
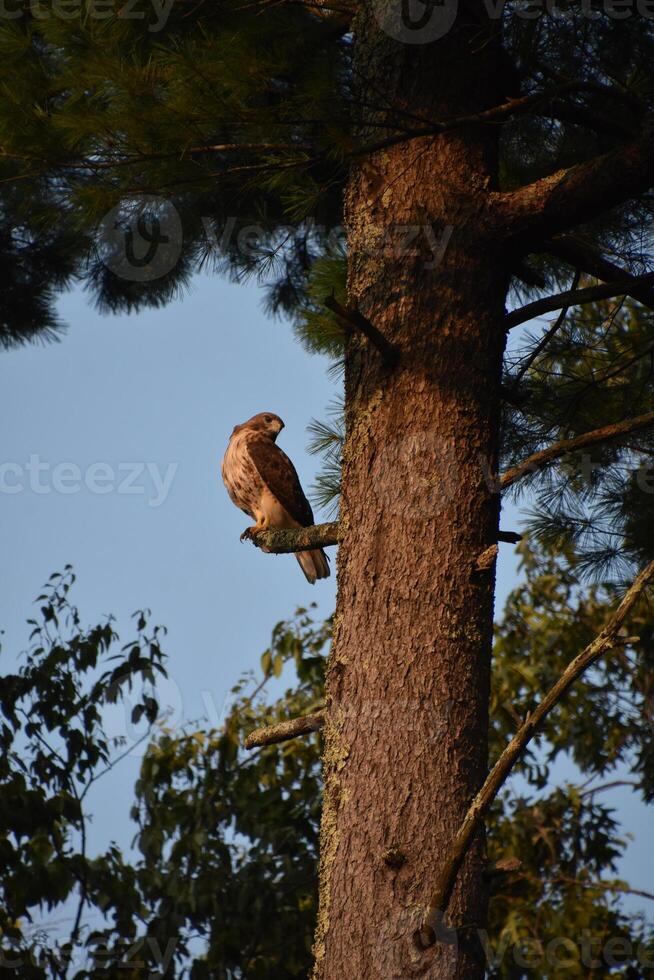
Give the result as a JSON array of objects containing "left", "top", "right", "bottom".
[
  {"left": 486, "top": 786, "right": 653, "bottom": 979},
  {"left": 486, "top": 540, "right": 654, "bottom": 976},
  {"left": 0, "top": 581, "right": 328, "bottom": 978},
  {"left": 119, "top": 609, "right": 329, "bottom": 979},
  {"left": 0, "top": 0, "right": 351, "bottom": 344},
  {"left": 0, "top": 176, "right": 85, "bottom": 349},
  {"left": 0, "top": 567, "right": 167, "bottom": 976},
  {"left": 4, "top": 6, "right": 654, "bottom": 350},
  {"left": 2, "top": 569, "right": 653, "bottom": 977},
  {"left": 491, "top": 543, "right": 654, "bottom": 799},
  {"left": 503, "top": 298, "right": 654, "bottom": 581}
]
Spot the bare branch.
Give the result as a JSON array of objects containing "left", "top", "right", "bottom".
[
  {"left": 414, "top": 558, "right": 654, "bottom": 949},
  {"left": 324, "top": 294, "right": 399, "bottom": 367},
  {"left": 506, "top": 271, "right": 654, "bottom": 330},
  {"left": 245, "top": 710, "right": 325, "bottom": 749},
  {"left": 500, "top": 410, "right": 654, "bottom": 491},
  {"left": 491, "top": 122, "right": 654, "bottom": 247},
  {"left": 248, "top": 521, "right": 339, "bottom": 554}
]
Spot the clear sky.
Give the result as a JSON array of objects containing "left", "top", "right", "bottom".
[{"left": 1, "top": 273, "right": 651, "bottom": 937}]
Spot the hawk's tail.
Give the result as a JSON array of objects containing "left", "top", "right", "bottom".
[{"left": 296, "top": 548, "right": 330, "bottom": 584}]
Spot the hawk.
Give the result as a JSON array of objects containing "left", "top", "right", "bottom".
[{"left": 221, "top": 412, "right": 330, "bottom": 584}]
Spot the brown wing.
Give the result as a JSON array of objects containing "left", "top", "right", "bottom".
[{"left": 246, "top": 434, "right": 315, "bottom": 526}]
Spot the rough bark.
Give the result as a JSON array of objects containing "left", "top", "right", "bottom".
[{"left": 312, "top": 8, "right": 511, "bottom": 978}]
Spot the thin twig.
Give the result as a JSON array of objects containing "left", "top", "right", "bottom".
[
  {"left": 580, "top": 779, "right": 640, "bottom": 797},
  {"left": 79, "top": 728, "right": 151, "bottom": 802},
  {"left": 414, "top": 558, "right": 654, "bottom": 950}
]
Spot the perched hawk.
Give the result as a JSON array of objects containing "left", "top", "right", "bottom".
[{"left": 221, "top": 412, "right": 330, "bottom": 584}]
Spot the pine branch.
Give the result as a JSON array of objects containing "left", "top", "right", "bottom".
[
  {"left": 545, "top": 235, "right": 654, "bottom": 312},
  {"left": 505, "top": 271, "right": 654, "bottom": 330},
  {"left": 500, "top": 411, "right": 654, "bottom": 492},
  {"left": 48, "top": 83, "right": 622, "bottom": 188},
  {"left": 323, "top": 294, "right": 399, "bottom": 366},
  {"left": 245, "top": 710, "right": 325, "bottom": 749},
  {"left": 414, "top": 558, "right": 654, "bottom": 950},
  {"left": 491, "top": 121, "right": 654, "bottom": 247}
]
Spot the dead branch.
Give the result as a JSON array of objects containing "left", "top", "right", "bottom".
[
  {"left": 484, "top": 857, "right": 523, "bottom": 880},
  {"left": 350, "top": 82, "right": 617, "bottom": 160}
]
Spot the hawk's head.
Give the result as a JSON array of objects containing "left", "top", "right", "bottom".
[{"left": 237, "top": 412, "right": 285, "bottom": 441}]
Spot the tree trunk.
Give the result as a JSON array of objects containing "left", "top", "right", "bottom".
[{"left": 313, "top": 8, "right": 512, "bottom": 979}]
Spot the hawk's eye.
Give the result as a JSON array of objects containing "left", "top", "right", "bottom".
[{"left": 264, "top": 415, "right": 273, "bottom": 423}]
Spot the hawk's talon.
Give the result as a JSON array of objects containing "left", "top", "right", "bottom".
[{"left": 240, "top": 526, "right": 256, "bottom": 542}]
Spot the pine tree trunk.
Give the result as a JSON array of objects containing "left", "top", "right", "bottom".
[{"left": 313, "top": 9, "right": 511, "bottom": 978}]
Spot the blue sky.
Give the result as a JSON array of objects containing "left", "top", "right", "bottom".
[{"left": 1, "top": 272, "right": 651, "bottom": 939}]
